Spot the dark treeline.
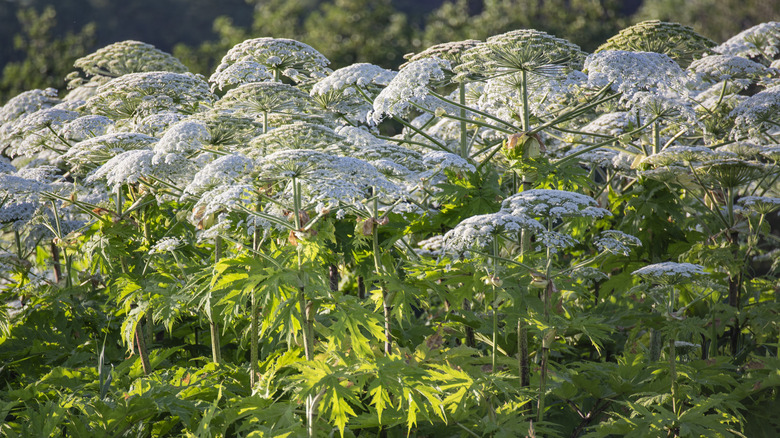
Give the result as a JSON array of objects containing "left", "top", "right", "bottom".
[{"left": 1, "top": 0, "right": 779, "bottom": 103}]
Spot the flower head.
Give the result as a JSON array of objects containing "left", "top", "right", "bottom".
[
  {"left": 594, "top": 230, "right": 642, "bottom": 256},
  {"left": 154, "top": 120, "right": 211, "bottom": 155},
  {"left": 60, "top": 115, "right": 114, "bottom": 142},
  {"left": 246, "top": 122, "right": 342, "bottom": 157},
  {"left": 689, "top": 55, "right": 775, "bottom": 89},
  {"left": 457, "top": 29, "right": 585, "bottom": 79},
  {"left": 729, "top": 84, "right": 780, "bottom": 141},
  {"left": 584, "top": 50, "right": 690, "bottom": 100},
  {"left": 183, "top": 153, "right": 254, "bottom": 196},
  {"left": 737, "top": 196, "right": 780, "bottom": 214},
  {"left": 403, "top": 40, "right": 483, "bottom": 70},
  {"left": 85, "top": 72, "right": 214, "bottom": 119},
  {"left": 215, "top": 82, "right": 316, "bottom": 118},
  {"left": 597, "top": 20, "right": 715, "bottom": 67},
  {"left": 0, "top": 88, "right": 59, "bottom": 125},
  {"left": 210, "top": 38, "right": 330, "bottom": 89},
  {"left": 148, "top": 237, "right": 183, "bottom": 254},
  {"left": 714, "top": 22, "right": 780, "bottom": 65},
  {"left": 443, "top": 210, "right": 544, "bottom": 254},
  {"left": 501, "top": 189, "right": 611, "bottom": 220},
  {"left": 71, "top": 40, "right": 188, "bottom": 82},
  {"left": 371, "top": 57, "right": 452, "bottom": 124},
  {"left": 633, "top": 262, "right": 708, "bottom": 283}
]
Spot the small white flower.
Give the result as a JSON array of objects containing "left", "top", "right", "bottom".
[
  {"left": 502, "top": 189, "right": 611, "bottom": 220},
  {"left": 149, "top": 237, "right": 183, "bottom": 254},
  {"left": 737, "top": 196, "right": 780, "bottom": 214},
  {"left": 371, "top": 57, "right": 452, "bottom": 124},
  {"left": 584, "top": 50, "right": 689, "bottom": 100},
  {"left": 632, "top": 262, "right": 708, "bottom": 281},
  {"left": 714, "top": 22, "right": 780, "bottom": 64},
  {"left": 594, "top": 230, "right": 642, "bottom": 256},
  {"left": 184, "top": 153, "right": 254, "bottom": 196},
  {"left": 442, "top": 210, "right": 544, "bottom": 253}
]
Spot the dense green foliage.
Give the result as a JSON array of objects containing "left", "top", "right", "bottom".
[{"left": 1, "top": 11, "right": 780, "bottom": 438}]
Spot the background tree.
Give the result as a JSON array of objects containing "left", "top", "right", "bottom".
[
  {"left": 635, "top": 0, "right": 780, "bottom": 43},
  {"left": 422, "top": 0, "right": 627, "bottom": 52},
  {"left": 0, "top": 6, "right": 95, "bottom": 103},
  {"left": 303, "top": 0, "right": 415, "bottom": 67}
]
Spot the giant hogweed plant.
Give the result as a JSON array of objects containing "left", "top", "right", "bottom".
[{"left": 0, "top": 21, "right": 779, "bottom": 438}]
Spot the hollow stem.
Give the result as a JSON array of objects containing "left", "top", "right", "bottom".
[
  {"left": 135, "top": 322, "right": 152, "bottom": 376},
  {"left": 211, "top": 236, "right": 223, "bottom": 364},
  {"left": 250, "top": 287, "right": 258, "bottom": 387}
]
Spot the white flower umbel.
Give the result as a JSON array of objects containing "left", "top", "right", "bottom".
[
  {"left": 0, "top": 88, "right": 60, "bottom": 125},
  {"left": 215, "top": 82, "right": 316, "bottom": 120},
  {"left": 714, "top": 22, "right": 780, "bottom": 65},
  {"left": 457, "top": 29, "right": 585, "bottom": 79},
  {"left": 256, "top": 149, "right": 403, "bottom": 205},
  {"left": 563, "top": 111, "right": 637, "bottom": 163},
  {"left": 3, "top": 108, "right": 78, "bottom": 157},
  {"left": 737, "top": 196, "right": 780, "bottom": 214},
  {"left": 132, "top": 111, "right": 186, "bottom": 137},
  {"left": 311, "top": 63, "right": 396, "bottom": 96},
  {"left": 245, "top": 122, "right": 342, "bottom": 157},
  {"left": 86, "top": 149, "right": 155, "bottom": 190},
  {"left": 628, "top": 89, "right": 697, "bottom": 125},
  {"left": 414, "top": 234, "right": 446, "bottom": 258},
  {"left": 187, "top": 110, "right": 264, "bottom": 148},
  {"left": 154, "top": 120, "right": 211, "bottom": 155},
  {"left": 210, "top": 38, "right": 330, "bottom": 89},
  {"left": 594, "top": 230, "right": 642, "bottom": 256},
  {"left": 632, "top": 262, "right": 708, "bottom": 283},
  {"left": 184, "top": 153, "right": 254, "bottom": 196},
  {"left": 730, "top": 84, "right": 780, "bottom": 141},
  {"left": 209, "top": 59, "right": 273, "bottom": 92},
  {"left": 72, "top": 40, "right": 188, "bottom": 81},
  {"left": 443, "top": 210, "right": 544, "bottom": 254},
  {"left": 148, "top": 237, "right": 183, "bottom": 254},
  {"left": 0, "top": 157, "right": 15, "bottom": 174},
  {"left": 332, "top": 126, "right": 425, "bottom": 172},
  {"left": 370, "top": 57, "right": 452, "bottom": 124},
  {"left": 0, "top": 172, "right": 51, "bottom": 197},
  {"left": 502, "top": 189, "right": 612, "bottom": 220},
  {"left": 62, "top": 132, "right": 158, "bottom": 170},
  {"left": 189, "top": 184, "right": 258, "bottom": 235},
  {"left": 595, "top": 20, "right": 715, "bottom": 68},
  {"left": 60, "top": 115, "right": 114, "bottom": 142},
  {"left": 311, "top": 63, "right": 396, "bottom": 123},
  {"left": 584, "top": 50, "right": 689, "bottom": 100},
  {"left": 404, "top": 40, "right": 483, "bottom": 69},
  {"left": 688, "top": 55, "right": 774, "bottom": 89},
  {"left": 419, "top": 150, "right": 476, "bottom": 180},
  {"left": 85, "top": 72, "right": 213, "bottom": 119},
  {"left": 641, "top": 146, "right": 722, "bottom": 167}
]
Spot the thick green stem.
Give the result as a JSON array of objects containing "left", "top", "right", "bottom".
[
  {"left": 372, "top": 194, "right": 392, "bottom": 355},
  {"left": 670, "top": 337, "right": 677, "bottom": 416},
  {"left": 250, "top": 287, "right": 259, "bottom": 387},
  {"left": 491, "top": 238, "right": 500, "bottom": 371},
  {"left": 652, "top": 121, "right": 661, "bottom": 155},
  {"left": 50, "top": 241, "right": 62, "bottom": 284},
  {"left": 521, "top": 70, "right": 530, "bottom": 133},
  {"left": 211, "top": 236, "right": 223, "bottom": 364},
  {"left": 459, "top": 82, "right": 469, "bottom": 158},
  {"left": 649, "top": 329, "right": 663, "bottom": 362},
  {"left": 518, "top": 320, "right": 529, "bottom": 387},
  {"left": 537, "top": 343, "right": 549, "bottom": 422},
  {"left": 135, "top": 322, "right": 152, "bottom": 376}
]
